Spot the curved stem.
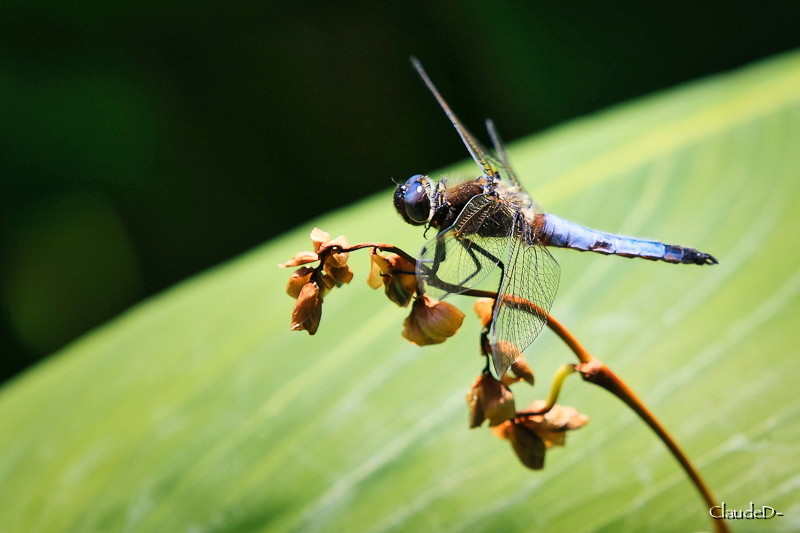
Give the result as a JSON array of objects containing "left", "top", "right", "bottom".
[
  {"left": 539, "top": 312, "right": 594, "bottom": 365},
  {"left": 338, "top": 243, "right": 419, "bottom": 266},
  {"left": 577, "top": 361, "right": 728, "bottom": 533}
]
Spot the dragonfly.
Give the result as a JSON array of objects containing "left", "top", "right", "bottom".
[{"left": 394, "top": 58, "right": 718, "bottom": 378}]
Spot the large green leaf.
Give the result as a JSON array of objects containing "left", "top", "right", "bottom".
[{"left": 2, "top": 51, "right": 799, "bottom": 533}]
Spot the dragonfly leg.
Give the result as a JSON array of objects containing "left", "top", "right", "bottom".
[
  {"left": 418, "top": 236, "right": 460, "bottom": 297},
  {"left": 428, "top": 235, "right": 447, "bottom": 279},
  {"left": 457, "top": 237, "right": 503, "bottom": 288},
  {"left": 457, "top": 238, "right": 509, "bottom": 330},
  {"left": 421, "top": 236, "right": 505, "bottom": 297}
]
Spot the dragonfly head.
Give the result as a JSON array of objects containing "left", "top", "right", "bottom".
[{"left": 394, "top": 174, "right": 434, "bottom": 226}]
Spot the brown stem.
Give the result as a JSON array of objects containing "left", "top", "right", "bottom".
[
  {"left": 577, "top": 361, "right": 729, "bottom": 533},
  {"left": 337, "top": 243, "right": 419, "bottom": 266},
  {"left": 534, "top": 308, "right": 594, "bottom": 364}
]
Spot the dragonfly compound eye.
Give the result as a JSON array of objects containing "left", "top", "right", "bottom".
[{"left": 394, "top": 174, "right": 432, "bottom": 226}]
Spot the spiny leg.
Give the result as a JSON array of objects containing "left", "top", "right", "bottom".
[
  {"left": 455, "top": 237, "right": 502, "bottom": 287},
  {"left": 423, "top": 236, "right": 503, "bottom": 295}
]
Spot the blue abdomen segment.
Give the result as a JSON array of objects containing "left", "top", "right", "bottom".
[{"left": 540, "top": 214, "right": 717, "bottom": 265}]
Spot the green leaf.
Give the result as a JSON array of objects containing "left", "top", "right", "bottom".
[{"left": 2, "top": 50, "right": 799, "bottom": 532}]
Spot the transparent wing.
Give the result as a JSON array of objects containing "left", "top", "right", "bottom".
[
  {"left": 485, "top": 119, "right": 522, "bottom": 188},
  {"left": 488, "top": 214, "right": 561, "bottom": 377},
  {"left": 416, "top": 194, "right": 515, "bottom": 300},
  {"left": 411, "top": 58, "right": 506, "bottom": 183}
]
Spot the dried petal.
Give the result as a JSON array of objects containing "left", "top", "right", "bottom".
[
  {"left": 401, "top": 312, "right": 428, "bottom": 345},
  {"left": 386, "top": 279, "right": 416, "bottom": 308},
  {"left": 328, "top": 234, "right": 348, "bottom": 246},
  {"left": 415, "top": 297, "right": 464, "bottom": 339},
  {"left": 325, "top": 235, "right": 350, "bottom": 266},
  {"left": 510, "top": 356, "right": 535, "bottom": 385},
  {"left": 517, "top": 400, "right": 589, "bottom": 448},
  {"left": 387, "top": 273, "right": 417, "bottom": 307},
  {"left": 366, "top": 252, "right": 388, "bottom": 289},
  {"left": 402, "top": 294, "right": 465, "bottom": 345},
  {"left": 368, "top": 250, "right": 416, "bottom": 307},
  {"left": 278, "top": 250, "right": 318, "bottom": 268},
  {"left": 309, "top": 227, "right": 331, "bottom": 252},
  {"left": 290, "top": 281, "right": 323, "bottom": 334},
  {"left": 508, "top": 421, "right": 546, "bottom": 470},
  {"left": 466, "top": 374, "right": 516, "bottom": 428},
  {"left": 385, "top": 252, "right": 416, "bottom": 275},
  {"left": 491, "top": 420, "right": 512, "bottom": 440},
  {"left": 317, "top": 272, "right": 336, "bottom": 297},
  {"left": 473, "top": 297, "right": 495, "bottom": 327},
  {"left": 286, "top": 266, "right": 315, "bottom": 298},
  {"left": 325, "top": 264, "right": 354, "bottom": 285},
  {"left": 307, "top": 230, "right": 351, "bottom": 284},
  {"left": 467, "top": 395, "right": 485, "bottom": 429}
]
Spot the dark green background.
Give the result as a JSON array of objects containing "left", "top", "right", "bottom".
[{"left": 1, "top": 2, "right": 798, "bottom": 383}]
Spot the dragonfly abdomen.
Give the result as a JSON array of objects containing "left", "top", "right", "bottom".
[{"left": 538, "top": 214, "right": 717, "bottom": 265}]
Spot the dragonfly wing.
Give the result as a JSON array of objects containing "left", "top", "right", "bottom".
[
  {"left": 488, "top": 215, "right": 561, "bottom": 377},
  {"left": 485, "top": 119, "right": 522, "bottom": 189},
  {"left": 411, "top": 58, "right": 504, "bottom": 182},
  {"left": 417, "top": 194, "right": 515, "bottom": 300}
]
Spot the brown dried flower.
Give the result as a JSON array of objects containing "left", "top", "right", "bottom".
[
  {"left": 280, "top": 228, "right": 356, "bottom": 336},
  {"left": 290, "top": 280, "right": 323, "bottom": 334},
  {"left": 402, "top": 294, "right": 465, "bottom": 346},
  {"left": 516, "top": 400, "right": 589, "bottom": 448},
  {"left": 504, "top": 421, "right": 547, "bottom": 469},
  {"left": 321, "top": 234, "right": 354, "bottom": 286},
  {"left": 279, "top": 228, "right": 354, "bottom": 287},
  {"left": 466, "top": 374, "right": 516, "bottom": 428},
  {"left": 491, "top": 400, "right": 588, "bottom": 470},
  {"left": 286, "top": 266, "right": 315, "bottom": 299},
  {"left": 366, "top": 249, "right": 417, "bottom": 307}
]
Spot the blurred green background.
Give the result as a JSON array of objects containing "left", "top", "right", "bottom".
[{"left": 1, "top": 1, "right": 799, "bottom": 383}]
